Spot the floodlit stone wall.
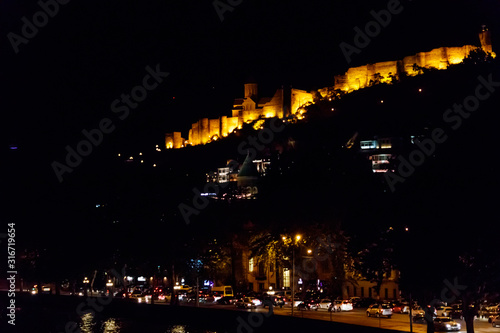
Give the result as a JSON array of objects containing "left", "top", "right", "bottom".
[{"left": 323, "top": 31, "right": 495, "bottom": 95}]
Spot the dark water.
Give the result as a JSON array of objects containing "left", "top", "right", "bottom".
[
  {"left": 73, "top": 312, "right": 218, "bottom": 333},
  {"left": 6, "top": 309, "right": 220, "bottom": 333}
]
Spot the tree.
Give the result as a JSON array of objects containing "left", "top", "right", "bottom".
[
  {"left": 462, "top": 47, "right": 495, "bottom": 65},
  {"left": 352, "top": 227, "right": 397, "bottom": 298}
]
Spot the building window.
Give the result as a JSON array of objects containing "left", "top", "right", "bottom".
[
  {"left": 361, "top": 287, "right": 365, "bottom": 297},
  {"left": 249, "top": 258, "right": 254, "bottom": 272},
  {"left": 393, "top": 289, "right": 397, "bottom": 299},
  {"left": 346, "top": 286, "right": 350, "bottom": 297},
  {"left": 270, "top": 263, "right": 274, "bottom": 272},
  {"left": 259, "top": 283, "right": 264, "bottom": 291},
  {"left": 258, "top": 261, "right": 265, "bottom": 276},
  {"left": 283, "top": 268, "right": 290, "bottom": 288},
  {"left": 369, "top": 287, "right": 372, "bottom": 298},
  {"left": 249, "top": 283, "right": 253, "bottom": 291},
  {"left": 385, "top": 288, "right": 389, "bottom": 299},
  {"left": 353, "top": 287, "right": 357, "bottom": 296}
]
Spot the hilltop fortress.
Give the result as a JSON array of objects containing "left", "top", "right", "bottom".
[{"left": 166, "top": 29, "right": 494, "bottom": 149}]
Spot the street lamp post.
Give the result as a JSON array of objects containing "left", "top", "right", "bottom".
[
  {"left": 292, "top": 247, "right": 295, "bottom": 317},
  {"left": 291, "top": 235, "right": 301, "bottom": 317}
]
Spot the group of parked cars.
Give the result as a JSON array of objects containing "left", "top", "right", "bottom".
[{"left": 294, "top": 298, "right": 355, "bottom": 312}]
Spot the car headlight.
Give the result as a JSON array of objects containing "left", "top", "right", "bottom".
[{"left": 445, "top": 324, "right": 451, "bottom": 328}]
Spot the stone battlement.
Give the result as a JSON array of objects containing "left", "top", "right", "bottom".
[
  {"left": 320, "top": 29, "right": 494, "bottom": 95},
  {"left": 167, "top": 30, "right": 494, "bottom": 149}
]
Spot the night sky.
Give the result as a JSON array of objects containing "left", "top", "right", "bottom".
[{"left": 1, "top": 0, "right": 499, "bottom": 251}]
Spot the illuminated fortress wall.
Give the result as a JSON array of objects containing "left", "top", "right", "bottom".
[
  {"left": 165, "top": 132, "right": 184, "bottom": 149},
  {"left": 167, "top": 30, "right": 493, "bottom": 148},
  {"left": 321, "top": 30, "right": 495, "bottom": 95},
  {"left": 171, "top": 84, "right": 313, "bottom": 148}
]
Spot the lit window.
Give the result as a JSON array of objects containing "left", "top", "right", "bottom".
[
  {"left": 283, "top": 268, "right": 290, "bottom": 288},
  {"left": 249, "top": 258, "right": 254, "bottom": 272}
]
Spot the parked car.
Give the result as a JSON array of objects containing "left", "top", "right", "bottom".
[
  {"left": 329, "top": 300, "right": 342, "bottom": 312},
  {"left": 298, "top": 299, "right": 319, "bottom": 311},
  {"left": 436, "top": 306, "right": 453, "bottom": 317},
  {"left": 235, "top": 297, "right": 257, "bottom": 309},
  {"left": 355, "top": 297, "right": 376, "bottom": 308},
  {"left": 262, "top": 295, "right": 284, "bottom": 308},
  {"left": 366, "top": 303, "right": 393, "bottom": 318},
  {"left": 328, "top": 300, "right": 352, "bottom": 312},
  {"left": 113, "top": 289, "right": 127, "bottom": 298},
  {"left": 391, "top": 302, "right": 405, "bottom": 313},
  {"left": 349, "top": 296, "right": 361, "bottom": 307},
  {"left": 318, "top": 299, "right": 333, "bottom": 310},
  {"left": 217, "top": 296, "right": 235, "bottom": 305},
  {"left": 391, "top": 302, "right": 410, "bottom": 313},
  {"left": 411, "top": 306, "right": 425, "bottom": 318},
  {"left": 492, "top": 315, "right": 500, "bottom": 328},
  {"left": 250, "top": 297, "right": 262, "bottom": 307},
  {"left": 291, "top": 297, "right": 302, "bottom": 308},
  {"left": 129, "top": 289, "right": 143, "bottom": 299},
  {"left": 156, "top": 293, "right": 170, "bottom": 303},
  {"left": 433, "top": 317, "right": 461, "bottom": 331}
]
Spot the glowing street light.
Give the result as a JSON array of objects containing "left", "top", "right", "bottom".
[{"left": 282, "top": 233, "right": 302, "bottom": 317}]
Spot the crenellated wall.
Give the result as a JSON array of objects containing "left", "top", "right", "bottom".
[
  {"left": 165, "top": 132, "right": 184, "bottom": 149},
  {"left": 168, "top": 30, "right": 494, "bottom": 149},
  {"left": 321, "top": 30, "right": 495, "bottom": 95}
]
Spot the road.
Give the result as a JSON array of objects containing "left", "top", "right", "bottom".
[
  {"left": 171, "top": 302, "right": 500, "bottom": 333},
  {"left": 41, "top": 293, "right": 499, "bottom": 333}
]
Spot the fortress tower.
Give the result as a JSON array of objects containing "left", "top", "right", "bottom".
[
  {"left": 479, "top": 26, "right": 494, "bottom": 54},
  {"left": 244, "top": 83, "right": 258, "bottom": 100}
]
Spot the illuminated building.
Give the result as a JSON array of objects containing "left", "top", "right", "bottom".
[
  {"left": 319, "top": 29, "right": 495, "bottom": 96},
  {"left": 360, "top": 137, "right": 403, "bottom": 173},
  {"left": 165, "top": 29, "right": 494, "bottom": 152},
  {"left": 166, "top": 83, "right": 314, "bottom": 148}
]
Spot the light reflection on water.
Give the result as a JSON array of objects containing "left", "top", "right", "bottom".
[
  {"left": 78, "top": 312, "right": 121, "bottom": 333},
  {"left": 76, "top": 313, "right": 217, "bottom": 333},
  {"left": 80, "top": 313, "right": 96, "bottom": 332},
  {"left": 102, "top": 318, "right": 120, "bottom": 332}
]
